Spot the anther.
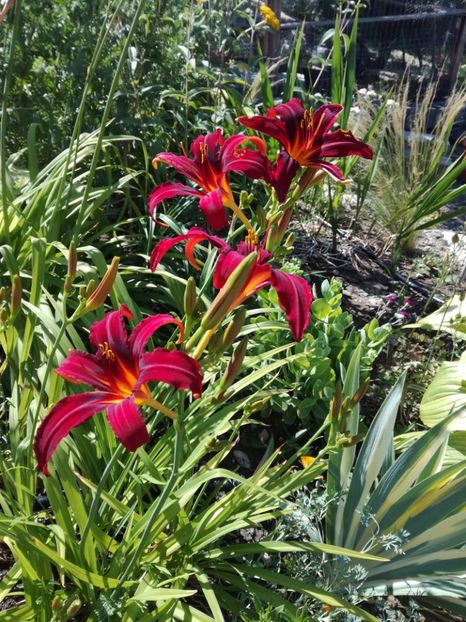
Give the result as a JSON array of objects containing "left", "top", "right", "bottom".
[{"left": 99, "top": 341, "right": 115, "bottom": 360}]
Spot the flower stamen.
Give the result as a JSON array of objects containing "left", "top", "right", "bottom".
[
  {"left": 199, "top": 142, "right": 208, "bottom": 164},
  {"left": 244, "top": 229, "right": 259, "bottom": 253},
  {"left": 99, "top": 341, "right": 115, "bottom": 360}
]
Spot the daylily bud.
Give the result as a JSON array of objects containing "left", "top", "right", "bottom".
[
  {"left": 265, "top": 222, "right": 279, "bottom": 252},
  {"left": 217, "top": 336, "right": 248, "bottom": 398},
  {"left": 336, "top": 433, "right": 364, "bottom": 448},
  {"left": 331, "top": 382, "right": 342, "bottom": 421},
  {"left": 350, "top": 378, "right": 370, "bottom": 407},
  {"left": 298, "top": 167, "right": 325, "bottom": 193},
  {"left": 67, "top": 241, "right": 77, "bottom": 279},
  {"left": 0, "top": 287, "right": 5, "bottom": 302},
  {"left": 85, "top": 280, "right": 96, "bottom": 298},
  {"left": 208, "top": 329, "right": 224, "bottom": 353},
  {"left": 184, "top": 276, "right": 198, "bottom": 317},
  {"left": 201, "top": 252, "right": 257, "bottom": 330},
  {"left": 0, "top": 307, "right": 8, "bottom": 324},
  {"left": 255, "top": 201, "right": 267, "bottom": 230},
  {"left": 222, "top": 307, "right": 247, "bottom": 350},
  {"left": 239, "top": 190, "right": 252, "bottom": 209},
  {"left": 284, "top": 233, "right": 295, "bottom": 251},
  {"left": 248, "top": 396, "right": 270, "bottom": 412},
  {"left": 85, "top": 257, "right": 120, "bottom": 311},
  {"left": 265, "top": 207, "right": 293, "bottom": 252},
  {"left": 64, "top": 242, "right": 78, "bottom": 294},
  {"left": 10, "top": 275, "right": 22, "bottom": 317},
  {"left": 51, "top": 595, "right": 63, "bottom": 612},
  {"left": 65, "top": 598, "right": 82, "bottom": 618}
]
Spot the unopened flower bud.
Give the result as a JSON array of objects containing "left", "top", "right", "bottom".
[
  {"left": 208, "top": 330, "right": 224, "bottom": 353},
  {"left": 10, "top": 275, "right": 22, "bottom": 317},
  {"left": 254, "top": 198, "right": 267, "bottom": 229},
  {"left": 265, "top": 207, "right": 293, "bottom": 252},
  {"left": 336, "top": 433, "right": 364, "bottom": 447},
  {"left": 248, "top": 396, "right": 270, "bottom": 412},
  {"left": 85, "top": 257, "right": 119, "bottom": 311},
  {"left": 67, "top": 241, "right": 77, "bottom": 279},
  {"left": 217, "top": 336, "right": 248, "bottom": 398},
  {"left": 0, "top": 287, "right": 5, "bottom": 302},
  {"left": 284, "top": 233, "right": 295, "bottom": 250},
  {"left": 65, "top": 598, "right": 82, "bottom": 618},
  {"left": 331, "top": 382, "right": 342, "bottom": 420},
  {"left": 184, "top": 276, "right": 198, "bottom": 317},
  {"left": 239, "top": 190, "right": 252, "bottom": 208},
  {"left": 201, "top": 252, "right": 256, "bottom": 330},
  {"left": 350, "top": 378, "right": 370, "bottom": 407},
  {"left": 85, "top": 280, "right": 96, "bottom": 298},
  {"left": 51, "top": 595, "right": 63, "bottom": 612},
  {"left": 222, "top": 307, "right": 247, "bottom": 350},
  {"left": 64, "top": 242, "right": 78, "bottom": 294},
  {"left": 0, "top": 307, "right": 8, "bottom": 324}
]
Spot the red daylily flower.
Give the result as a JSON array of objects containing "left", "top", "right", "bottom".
[
  {"left": 34, "top": 305, "right": 203, "bottom": 475},
  {"left": 150, "top": 228, "right": 312, "bottom": 341},
  {"left": 149, "top": 129, "right": 269, "bottom": 230},
  {"left": 238, "top": 98, "right": 373, "bottom": 183}
]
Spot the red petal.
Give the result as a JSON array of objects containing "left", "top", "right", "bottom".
[
  {"left": 199, "top": 189, "right": 229, "bottom": 230},
  {"left": 222, "top": 133, "right": 268, "bottom": 160},
  {"left": 320, "top": 129, "right": 373, "bottom": 159},
  {"left": 155, "top": 152, "right": 202, "bottom": 185},
  {"left": 149, "top": 227, "right": 227, "bottom": 272},
  {"left": 224, "top": 147, "right": 271, "bottom": 181},
  {"left": 148, "top": 182, "right": 203, "bottom": 221},
  {"left": 268, "top": 98, "right": 305, "bottom": 145},
  {"left": 213, "top": 249, "right": 244, "bottom": 289},
  {"left": 213, "top": 249, "right": 271, "bottom": 300},
  {"left": 311, "top": 104, "right": 343, "bottom": 136},
  {"left": 269, "top": 151, "right": 300, "bottom": 202},
  {"left": 270, "top": 270, "right": 312, "bottom": 341},
  {"left": 237, "top": 114, "right": 291, "bottom": 151},
  {"left": 106, "top": 397, "right": 149, "bottom": 451},
  {"left": 34, "top": 391, "right": 110, "bottom": 475},
  {"left": 56, "top": 351, "right": 110, "bottom": 391},
  {"left": 308, "top": 160, "right": 345, "bottom": 181},
  {"left": 129, "top": 314, "right": 184, "bottom": 361},
  {"left": 137, "top": 349, "right": 203, "bottom": 398},
  {"left": 89, "top": 307, "right": 130, "bottom": 358},
  {"left": 240, "top": 262, "right": 272, "bottom": 300}
]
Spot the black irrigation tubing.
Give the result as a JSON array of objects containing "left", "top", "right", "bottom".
[{"left": 316, "top": 217, "right": 445, "bottom": 306}]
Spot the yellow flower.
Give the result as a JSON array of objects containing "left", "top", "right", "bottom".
[
  {"left": 300, "top": 455, "right": 315, "bottom": 468},
  {"left": 259, "top": 4, "right": 280, "bottom": 31}
]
